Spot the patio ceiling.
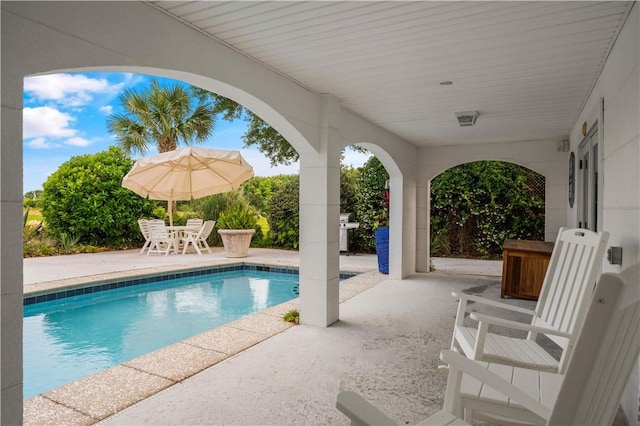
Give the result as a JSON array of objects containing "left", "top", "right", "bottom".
[{"left": 149, "top": 1, "right": 633, "bottom": 147}]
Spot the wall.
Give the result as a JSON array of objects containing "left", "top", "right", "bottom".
[{"left": 569, "top": 4, "right": 639, "bottom": 424}]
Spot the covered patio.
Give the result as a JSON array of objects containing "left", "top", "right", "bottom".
[
  {"left": 22, "top": 249, "right": 512, "bottom": 425},
  {"left": 2, "top": 1, "right": 639, "bottom": 424}
]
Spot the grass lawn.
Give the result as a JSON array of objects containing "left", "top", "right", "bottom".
[{"left": 24, "top": 208, "right": 43, "bottom": 223}]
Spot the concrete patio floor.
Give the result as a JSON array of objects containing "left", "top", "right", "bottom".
[{"left": 23, "top": 249, "right": 521, "bottom": 425}]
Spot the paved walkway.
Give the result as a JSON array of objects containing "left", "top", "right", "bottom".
[
  {"left": 23, "top": 248, "right": 378, "bottom": 289},
  {"left": 22, "top": 250, "right": 508, "bottom": 425}
]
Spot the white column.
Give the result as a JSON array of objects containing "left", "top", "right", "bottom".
[
  {"left": 416, "top": 180, "right": 430, "bottom": 273},
  {"left": 299, "top": 95, "right": 342, "bottom": 327},
  {"left": 388, "top": 176, "right": 417, "bottom": 279},
  {"left": 1, "top": 72, "right": 25, "bottom": 423}
]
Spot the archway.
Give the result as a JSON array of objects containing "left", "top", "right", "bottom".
[
  {"left": 352, "top": 143, "right": 408, "bottom": 278},
  {"left": 429, "top": 160, "right": 546, "bottom": 262}
]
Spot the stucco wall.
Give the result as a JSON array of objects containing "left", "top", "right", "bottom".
[
  {"left": 570, "top": 4, "right": 639, "bottom": 424},
  {"left": 419, "top": 139, "right": 567, "bottom": 243}
]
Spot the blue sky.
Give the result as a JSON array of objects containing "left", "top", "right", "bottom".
[{"left": 23, "top": 72, "right": 369, "bottom": 193}]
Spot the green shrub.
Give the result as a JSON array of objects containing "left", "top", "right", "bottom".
[
  {"left": 194, "top": 191, "right": 248, "bottom": 246},
  {"left": 216, "top": 205, "right": 259, "bottom": 230},
  {"left": 41, "top": 147, "right": 156, "bottom": 247},
  {"left": 58, "top": 232, "right": 81, "bottom": 254},
  {"left": 430, "top": 161, "right": 545, "bottom": 258},
  {"left": 282, "top": 309, "right": 300, "bottom": 324},
  {"left": 354, "top": 157, "right": 389, "bottom": 253},
  {"left": 267, "top": 175, "right": 299, "bottom": 249},
  {"left": 23, "top": 198, "right": 41, "bottom": 209}
]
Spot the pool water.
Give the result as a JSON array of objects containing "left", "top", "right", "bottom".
[{"left": 23, "top": 269, "right": 299, "bottom": 399}]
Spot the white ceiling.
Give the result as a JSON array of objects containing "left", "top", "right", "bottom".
[{"left": 150, "top": 1, "right": 633, "bottom": 147}]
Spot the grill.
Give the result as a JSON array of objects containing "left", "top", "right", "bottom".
[{"left": 339, "top": 213, "right": 359, "bottom": 255}]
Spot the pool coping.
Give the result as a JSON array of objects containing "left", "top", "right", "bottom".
[{"left": 23, "top": 264, "right": 385, "bottom": 426}]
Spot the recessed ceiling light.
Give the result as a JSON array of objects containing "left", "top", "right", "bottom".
[{"left": 439, "top": 81, "right": 453, "bottom": 86}]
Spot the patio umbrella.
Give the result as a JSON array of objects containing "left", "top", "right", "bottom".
[{"left": 122, "top": 146, "right": 254, "bottom": 225}]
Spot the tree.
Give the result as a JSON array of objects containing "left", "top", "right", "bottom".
[
  {"left": 41, "top": 147, "right": 156, "bottom": 247},
  {"left": 266, "top": 175, "right": 300, "bottom": 249},
  {"left": 107, "top": 80, "right": 215, "bottom": 155},
  {"left": 241, "top": 175, "right": 294, "bottom": 215},
  {"left": 191, "top": 86, "right": 367, "bottom": 166},
  {"left": 354, "top": 157, "right": 389, "bottom": 252}
]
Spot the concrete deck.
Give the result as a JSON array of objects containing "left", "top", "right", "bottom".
[{"left": 22, "top": 249, "right": 510, "bottom": 425}]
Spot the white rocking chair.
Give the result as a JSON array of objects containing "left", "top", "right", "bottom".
[
  {"left": 449, "top": 227, "right": 609, "bottom": 373},
  {"left": 337, "top": 262, "right": 640, "bottom": 426}
]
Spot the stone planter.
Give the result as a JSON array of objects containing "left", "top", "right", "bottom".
[{"left": 217, "top": 229, "right": 255, "bottom": 258}]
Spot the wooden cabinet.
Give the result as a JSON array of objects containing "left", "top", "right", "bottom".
[{"left": 501, "top": 239, "right": 554, "bottom": 300}]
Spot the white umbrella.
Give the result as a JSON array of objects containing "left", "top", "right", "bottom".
[{"left": 122, "top": 147, "right": 254, "bottom": 225}]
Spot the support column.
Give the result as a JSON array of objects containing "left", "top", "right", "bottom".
[
  {"left": 299, "top": 95, "right": 342, "bottom": 327},
  {"left": 416, "top": 180, "right": 430, "bottom": 273},
  {"left": 1, "top": 72, "right": 25, "bottom": 423},
  {"left": 388, "top": 176, "right": 417, "bottom": 279}
]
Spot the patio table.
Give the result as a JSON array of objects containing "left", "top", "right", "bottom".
[{"left": 166, "top": 225, "right": 200, "bottom": 253}]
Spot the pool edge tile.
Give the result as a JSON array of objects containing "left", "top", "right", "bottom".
[
  {"left": 23, "top": 395, "right": 97, "bottom": 426},
  {"left": 42, "top": 365, "right": 174, "bottom": 421},
  {"left": 124, "top": 342, "right": 228, "bottom": 382},
  {"left": 182, "top": 325, "right": 266, "bottom": 355},
  {"left": 226, "top": 312, "right": 295, "bottom": 336}
]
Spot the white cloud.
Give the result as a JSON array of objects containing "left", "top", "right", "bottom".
[
  {"left": 24, "top": 74, "right": 122, "bottom": 107},
  {"left": 65, "top": 137, "right": 91, "bottom": 147},
  {"left": 23, "top": 106, "right": 77, "bottom": 139},
  {"left": 26, "top": 137, "right": 57, "bottom": 149},
  {"left": 99, "top": 105, "right": 113, "bottom": 115},
  {"left": 342, "top": 147, "right": 371, "bottom": 168},
  {"left": 240, "top": 149, "right": 299, "bottom": 177}
]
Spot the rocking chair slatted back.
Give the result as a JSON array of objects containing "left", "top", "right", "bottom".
[
  {"left": 549, "top": 263, "right": 640, "bottom": 425},
  {"left": 533, "top": 228, "right": 610, "bottom": 361}
]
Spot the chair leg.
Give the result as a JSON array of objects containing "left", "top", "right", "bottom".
[
  {"left": 193, "top": 239, "right": 202, "bottom": 255},
  {"left": 140, "top": 240, "right": 151, "bottom": 254},
  {"left": 164, "top": 241, "right": 176, "bottom": 256}
]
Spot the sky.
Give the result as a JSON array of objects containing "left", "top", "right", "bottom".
[{"left": 22, "top": 72, "right": 370, "bottom": 193}]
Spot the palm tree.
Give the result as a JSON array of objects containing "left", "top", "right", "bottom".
[{"left": 107, "top": 80, "right": 215, "bottom": 155}]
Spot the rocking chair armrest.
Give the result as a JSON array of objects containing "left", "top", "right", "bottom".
[
  {"left": 440, "top": 350, "right": 550, "bottom": 421},
  {"left": 451, "top": 292, "right": 536, "bottom": 316},
  {"left": 336, "top": 391, "right": 397, "bottom": 425},
  {"left": 469, "top": 312, "right": 571, "bottom": 338}
]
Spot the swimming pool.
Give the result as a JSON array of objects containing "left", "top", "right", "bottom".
[{"left": 23, "top": 266, "right": 322, "bottom": 399}]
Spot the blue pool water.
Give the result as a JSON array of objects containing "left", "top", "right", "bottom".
[{"left": 23, "top": 268, "right": 300, "bottom": 399}]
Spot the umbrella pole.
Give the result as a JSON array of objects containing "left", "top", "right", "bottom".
[{"left": 168, "top": 199, "right": 173, "bottom": 226}]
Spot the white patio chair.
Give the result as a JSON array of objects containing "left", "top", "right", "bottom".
[
  {"left": 137, "top": 219, "right": 151, "bottom": 254},
  {"left": 337, "top": 263, "right": 640, "bottom": 426},
  {"left": 181, "top": 220, "right": 215, "bottom": 255},
  {"left": 448, "top": 227, "right": 609, "bottom": 373},
  {"left": 185, "top": 218, "right": 203, "bottom": 228},
  {"left": 146, "top": 220, "right": 177, "bottom": 256}
]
